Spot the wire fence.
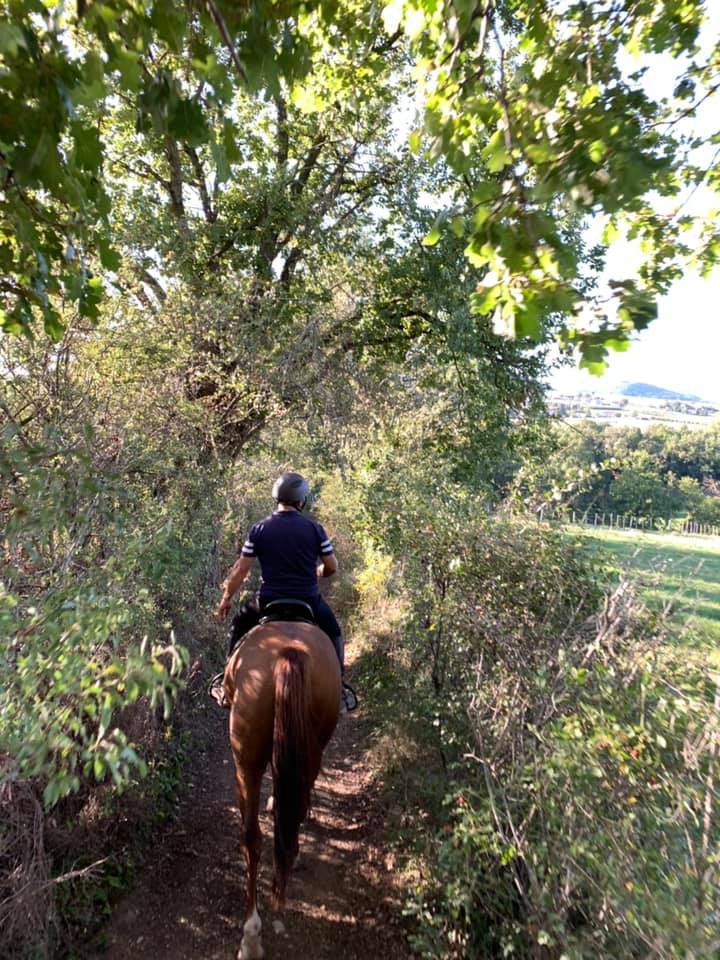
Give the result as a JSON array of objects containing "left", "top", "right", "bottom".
[{"left": 535, "top": 506, "right": 720, "bottom": 539}]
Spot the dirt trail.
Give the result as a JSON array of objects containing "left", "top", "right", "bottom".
[{"left": 86, "top": 693, "right": 412, "bottom": 960}]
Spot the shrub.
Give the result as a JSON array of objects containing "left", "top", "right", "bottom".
[
  {"left": 347, "top": 459, "right": 719, "bottom": 958},
  {"left": 0, "top": 421, "right": 219, "bottom": 956},
  {"left": 403, "top": 584, "right": 720, "bottom": 959}
]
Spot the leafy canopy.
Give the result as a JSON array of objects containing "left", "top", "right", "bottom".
[{"left": 0, "top": 0, "right": 718, "bottom": 369}]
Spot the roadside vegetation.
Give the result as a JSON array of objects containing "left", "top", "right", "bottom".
[{"left": 343, "top": 445, "right": 720, "bottom": 959}]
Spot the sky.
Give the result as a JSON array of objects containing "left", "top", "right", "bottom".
[{"left": 550, "top": 265, "right": 720, "bottom": 403}]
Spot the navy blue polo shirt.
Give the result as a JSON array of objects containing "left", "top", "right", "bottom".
[{"left": 240, "top": 510, "right": 334, "bottom": 600}]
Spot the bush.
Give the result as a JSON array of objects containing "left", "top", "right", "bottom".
[
  {"left": 346, "top": 460, "right": 719, "bottom": 958},
  {"left": 0, "top": 421, "right": 221, "bottom": 957},
  {"left": 401, "top": 582, "right": 720, "bottom": 958},
  {"left": 0, "top": 429, "right": 209, "bottom": 808}
]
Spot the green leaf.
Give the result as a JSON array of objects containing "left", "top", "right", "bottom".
[
  {"left": 291, "top": 84, "right": 325, "bottom": 114},
  {"left": 167, "top": 97, "right": 208, "bottom": 147},
  {"left": 222, "top": 120, "right": 241, "bottom": 165},
  {"left": 112, "top": 49, "right": 142, "bottom": 92},
  {"left": 471, "top": 284, "right": 500, "bottom": 314},
  {"left": 422, "top": 225, "right": 441, "bottom": 247},
  {"left": 589, "top": 140, "right": 606, "bottom": 163},
  {"left": 72, "top": 122, "right": 103, "bottom": 172},
  {"left": 0, "top": 23, "right": 26, "bottom": 54},
  {"left": 151, "top": 0, "right": 187, "bottom": 54},
  {"left": 464, "top": 238, "right": 491, "bottom": 268},
  {"left": 483, "top": 129, "right": 512, "bottom": 173},
  {"left": 43, "top": 307, "right": 64, "bottom": 342},
  {"left": 210, "top": 133, "right": 230, "bottom": 184},
  {"left": 578, "top": 348, "right": 608, "bottom": 375},
  {"left": 80, "top": 276, "right": 103, "bottom": 320},
  {"left": 449, "top": 215, "right": 465, "bottom": 238},
  {"left": 1, "top": 307, "right": 26, "bottom": 336},
  {"left": 137, "top": 71, "right": 173, "bottom": 134},
  {"left": 98, "top": 235, "right": 121, "bottom": 271},
  {"left": 514, "top": 301, "right": 541, "bottom": 340},
  {"left": 82, "top": 50, "right": 106, "bottom": 91}
]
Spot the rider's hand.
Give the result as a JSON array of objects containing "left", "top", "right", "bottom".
[{"left": 217, "top": 595, "right": 232, "bottom": 620}]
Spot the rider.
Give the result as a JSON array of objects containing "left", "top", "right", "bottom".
[{"left": 214, "top": 472, "right": 354, "bottom": 710}]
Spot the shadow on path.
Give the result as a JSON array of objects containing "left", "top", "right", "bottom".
[{"left": 84, "top": 688, "right": 411, "bottom": 960}]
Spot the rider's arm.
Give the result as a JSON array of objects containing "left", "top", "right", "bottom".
[
  {"left": 317, "top": 553, "right": 338, "bottom": 578},
  {"left": 316, "top": 524, "right": 337, "bottom": 578},
  {"left": 218, "top": 555, "right": 254, "bottom": 618}
]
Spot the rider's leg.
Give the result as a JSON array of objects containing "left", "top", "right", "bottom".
[
  {"left": 227, "top": 597, "right": 261, "bottom": 657},
  {"left": 310, "top": 596, "right": 344, "bottom": 673}
]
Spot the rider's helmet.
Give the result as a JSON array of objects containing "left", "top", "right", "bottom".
[{"left": 272, "top": 472, "right": 309, "bottom": 509}]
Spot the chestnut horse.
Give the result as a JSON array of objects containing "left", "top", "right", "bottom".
[{"left": 223, "top": 620, "right": 341, "bottom": 960}]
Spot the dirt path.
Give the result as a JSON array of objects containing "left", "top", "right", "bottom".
[{"left": 86, "top": 693, "right": 413, "bottom": 960}]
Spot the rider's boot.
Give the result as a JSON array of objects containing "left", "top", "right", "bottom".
[
  {"left": 340, "top": 681, "right": 358, "bottom": 714},
  {"left": 208, "top": 671, "right": 229, "bottom": 708},
  {"left": 327, "top": 633, "right": 357, "bottom": 715},
  {"left": 208, "top": 615, "right": 245, "bottom": 709}
]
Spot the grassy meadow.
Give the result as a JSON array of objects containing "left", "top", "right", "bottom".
[{"left": 574, "top": 526, "right": 720, "bottom": 651}]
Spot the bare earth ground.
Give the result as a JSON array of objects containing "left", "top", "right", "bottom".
[{"left": 84, "top": 689, "right": 413, "bottom": 960}]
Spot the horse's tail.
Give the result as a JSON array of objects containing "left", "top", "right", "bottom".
[{"left": 271, "top": 647, "right": 313, "bottom": 908}]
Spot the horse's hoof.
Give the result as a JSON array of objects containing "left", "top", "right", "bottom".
[
  {"left": 239, "top": 907, "right": 264, "bottom": 959},
  {"left": 238, "top": 943, "right": 264, "bottom": 960}
]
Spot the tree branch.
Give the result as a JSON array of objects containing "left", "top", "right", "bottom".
[
  {"left": 140, "top": 269, "right": 167, "bottom": 303},
  {"left": 204, "top": 0, "right": 248, "bottom": 86},
  {"left": 183, "top": 144, "right": 216, "bottom": 222},
  {"left": 275, "top": 95, "right": 289, "bottom": 168},
  {"left": 163, "top": 135, "right": 186, "bottom": 220},
  {"left": 116, "top": 158, "right": 171, "bottom": 192},
  {"left": 290, "top": 132, "right": 327, "bottom": 197}
]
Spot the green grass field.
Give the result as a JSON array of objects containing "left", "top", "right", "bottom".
[{"left": 573, "top": 527, "right": 720, "bottom": 648}]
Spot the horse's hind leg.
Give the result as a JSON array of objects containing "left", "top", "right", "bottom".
[{"left": 235, "top": 765, "right": 264, "bottom": 960}]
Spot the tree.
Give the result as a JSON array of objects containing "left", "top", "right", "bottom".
[
  {"left": 393, "top": 0, "right": 720, "bottom": 368},
  {"left": 2, "top": 1, "right": 718, "bottom": 371},
  {"left": 606, "top": 449, "right": 676, "bottom": 516}
]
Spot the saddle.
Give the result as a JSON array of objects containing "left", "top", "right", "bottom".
[{"left": 258, "top": 598, "right": 316, "bottom": 625}]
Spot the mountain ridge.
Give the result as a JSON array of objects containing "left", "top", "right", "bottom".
[{"left": 618, "top": 382, "right": 703, "bottom": 402}]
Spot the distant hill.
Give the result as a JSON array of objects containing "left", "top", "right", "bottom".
[{"left": 619, "top": 382, "right": 703, "bottom": 402}]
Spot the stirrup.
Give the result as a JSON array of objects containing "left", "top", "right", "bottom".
[
  {"left": 208, "top": 672, "right": 229, "bottom": 709},
  {"left": 340, "top": 682, "right": 358, "bottom": 715}
]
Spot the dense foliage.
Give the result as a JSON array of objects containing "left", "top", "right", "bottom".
[
  {"left": 1, "top": 1, "right": 719, "bottom": 367},
  {"left": 341, "top": 420, "right": 720, "bottom": 958},
  {"left": 1, "top": 9, "right": 547, "bottom": 950}
]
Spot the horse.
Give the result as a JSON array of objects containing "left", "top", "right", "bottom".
[{"left": 223, "top": 615, "right": 341, "bottom": 960}]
